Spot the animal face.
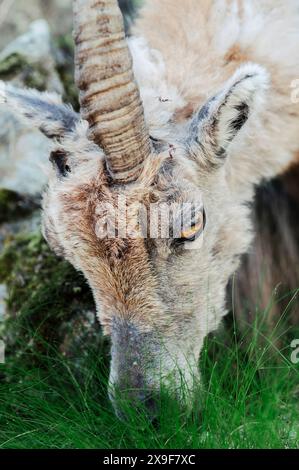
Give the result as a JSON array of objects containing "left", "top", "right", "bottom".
[
  {"left": 43, "top": 165, "right": 249, "bottom": 412},
  {"left": 38, "top": 65, "right": 263, "bottom": 417},
  {"left": 0, "top": 0, "right": 268, "bottom": 419}
]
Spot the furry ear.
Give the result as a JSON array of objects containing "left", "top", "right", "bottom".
[
  {"left": 0, "top": 81, "right": 79, "bottom": 140},
  {"left": 188, "top": 63, "right": 269, "bottom": 168}
]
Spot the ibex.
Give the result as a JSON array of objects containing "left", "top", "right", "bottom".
[{"left": 1, "top": 0, "right": 299, "bottom": 419}]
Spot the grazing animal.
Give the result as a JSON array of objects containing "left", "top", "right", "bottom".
[{"left": 1, "top": 0, "right": 299, "bottom": 418}]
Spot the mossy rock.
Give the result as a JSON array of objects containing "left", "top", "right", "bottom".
[
  {"left": 0, "top": 53, "right": 27, "bottom": 77},
  {"left": 0, "top": 53, "right": 49, "bottom": 91},
  {"left": 0, "top": 189, "right": 38, "bottom": 224},
  {"left": 0, "top": 231, "right": 103, "bottom": 368}
]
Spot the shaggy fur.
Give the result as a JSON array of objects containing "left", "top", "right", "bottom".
[{"left": 1, "top": 0, "right": 299, "bottom": 415}]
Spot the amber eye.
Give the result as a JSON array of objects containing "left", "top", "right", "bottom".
[
  {"left": 181, "top": 221, "right": 203, "bottom": 240},
  {"left": 175, "top": 209, "right": 206, "bottom": 244}
]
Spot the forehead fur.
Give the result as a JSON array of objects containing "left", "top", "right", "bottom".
[
  {"left": 48, "top": 113, "right": 201, "bottom": 194},
  {"left": 42, "top": 120, "right": 206, "bottom": 329}
]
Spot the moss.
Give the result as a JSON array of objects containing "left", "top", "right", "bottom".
[
  {"left": 0, "top": 189, "right": 37, "bottom": 224},
  {"left": 0, "top": 231, "right": 99, "bottom": 365},
  {"left": 22, "top": 63, "right": 49, "bottom": 91},
  {"left": 0, "top": 53, "right": 27, "bottom": 78},
  {"left": 0, "top": 52, "right": 49, "bottom": 91}
]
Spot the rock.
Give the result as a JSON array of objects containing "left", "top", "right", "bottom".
[
  {"left": 0, "top": 20, "right": 64, "bottom": 196},
  {"left": 0, "top": 125, "right": 51, "bottom": 196},
  {"left": 1, "top": 20, "right": 52, "bottom": 65},
  {"left": 0, "top": 0, "right": 73, "bottom": 51},
  {"left": 0, "top": 12, "right": 101, "bottom": 370},
  {"left": 0, "top": 20, "right": 63, "bottom": 92},
  {"left": 54, "top": 34, "right": 79, "bottom": 110},
  {"left": 0, "top": 190, "right": 41, "bottom": 335}
]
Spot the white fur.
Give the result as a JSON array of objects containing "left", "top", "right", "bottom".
[{"left": 128, "top": 37, "right": 186, "bottom": 141}]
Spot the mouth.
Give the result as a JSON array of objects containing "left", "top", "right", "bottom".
[{"left": 109, "top": 385, "right": 160, "bottom": 423}]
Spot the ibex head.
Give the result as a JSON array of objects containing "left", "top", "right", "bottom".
[{"left": 0, "top": 0, "right": 268, "bottom": 419}]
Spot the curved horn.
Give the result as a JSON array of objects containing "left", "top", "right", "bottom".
[{"left": 73, "top": 0, "right": 151, "bottom": 182}]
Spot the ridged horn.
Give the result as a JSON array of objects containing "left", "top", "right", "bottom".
[{"left": 73, "top": 0, "right": 151, "bottom": 182}]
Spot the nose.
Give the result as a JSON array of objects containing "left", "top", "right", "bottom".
[
  {"left": 109, "top": 318, "right": 160, "bottom": 421},
  {"left": 110, "top": 386, "right": 159, "bottom": 423}
]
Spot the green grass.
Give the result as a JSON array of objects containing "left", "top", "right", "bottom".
[{"left": 0, "top": 313, "right": 298, "bottom": 449}]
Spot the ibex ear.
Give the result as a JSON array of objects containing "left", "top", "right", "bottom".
[
  {"left": 188, "top": 64, "right": 269, "bottom": 167},
  {"left": 0, "top": 81, "right": 79, "bottom": 140}
]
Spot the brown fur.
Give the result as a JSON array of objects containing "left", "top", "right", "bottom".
[{"left": 224, "top": 45, "right": 249, "bottom": 65}]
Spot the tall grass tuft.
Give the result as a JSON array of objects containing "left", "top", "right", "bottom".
[{"left": 0, "top": 298, "right": 298, "bottom": 449}]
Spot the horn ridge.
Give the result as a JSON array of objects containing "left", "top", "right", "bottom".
[{"left": 73, "top": 0, "right": 150, "bottom": 183}]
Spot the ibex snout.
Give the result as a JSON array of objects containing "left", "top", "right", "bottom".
[
  {"left": 108, "top": 318, "right": 160, "bottom": 421},
  {"left": 109, "top": 386, "right": 159, "bottom": 423}
]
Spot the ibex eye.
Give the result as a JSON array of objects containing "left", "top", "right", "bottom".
[
  {"left": 50, "top": 150, "right": 71, "bottom": 177},
  {"left": 175, "top": 209, "right": 206, "bottom": 244}
]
